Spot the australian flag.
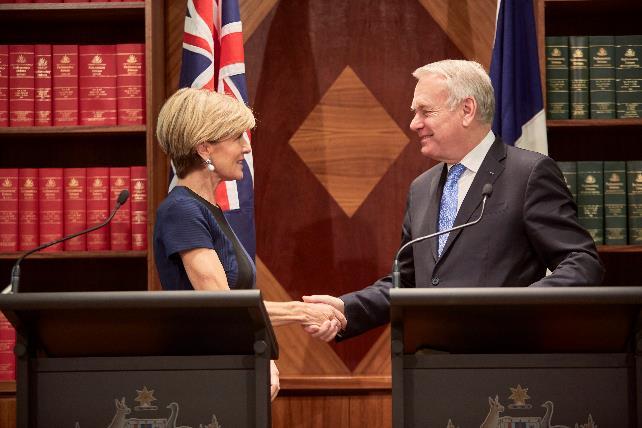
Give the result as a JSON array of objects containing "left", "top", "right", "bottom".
[
  {"left": 490, "top": 0, "right": 548, "bottom": 155},
  {"left": 172, "top": 0, "right": 256, "bottom": 259}
]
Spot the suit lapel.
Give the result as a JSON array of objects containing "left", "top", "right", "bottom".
[
  {"left": 422, "top": 164, "right": 447, "bottom": 263},
  {"left": 439, "top": 138, "right": 507, "bottom": 259}
]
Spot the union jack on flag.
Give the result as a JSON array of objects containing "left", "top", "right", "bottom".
[{"left": 170, "top": 0, "right": 256, "bottom": 259}]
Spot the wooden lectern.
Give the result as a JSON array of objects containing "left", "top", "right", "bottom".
[
  {"left": 391, "top": 287, "right": 642, "bottom": 428},
  {"left": 0, "top": 290, "right": 278, "bottom": 428}
]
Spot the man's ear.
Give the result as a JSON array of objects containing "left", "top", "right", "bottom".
[{"left": 461, "top": 97, "right": 477, "bottom": 127}]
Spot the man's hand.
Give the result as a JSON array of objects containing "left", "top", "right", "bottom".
[
  {"left": 302, "top": 295, "right": 346, "bottom": 341},
  {"left": 270, "top": 360, "right": 280, "bottom": 401}
]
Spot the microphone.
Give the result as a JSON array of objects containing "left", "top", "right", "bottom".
[
  {"left": 5, "top": 189, "right": 130, "bottom": 294},
  {"left": 392, "top": 183, "right": 493, "bottom": 288}
]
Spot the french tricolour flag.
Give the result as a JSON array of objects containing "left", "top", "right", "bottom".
[{"left": 490, "top": 0, "right": 548, "bottom": 155}]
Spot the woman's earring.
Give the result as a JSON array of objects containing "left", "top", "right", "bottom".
[{"left": 205, "top": 159, "right": 215, "bottom": 172}]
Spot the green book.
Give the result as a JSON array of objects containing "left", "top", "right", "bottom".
[
  {"left": 604, "top": 161, "right": 627, "bottom": 245},
  {"left": 627, "top": 160, "right": 642, "bottom": 244},
  {"left": 546, "top": 36, "right": 570, "bottom": 119},
  {"left": 589, "top": 36, "right": 616, "bottom": 119},
  {"left": 569, "top": 36, "right": 590, "bottom": 119},
  {"left": 616, "top": 35, "right": 642, "bottom": 119},
  {"left": 557, "top": 161, "right": 577, "bottom": 202},
  {"left": 577, "top": 161, "right": 604, "bottom": 245}
]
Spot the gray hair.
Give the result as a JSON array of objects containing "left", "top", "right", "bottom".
[{"left": 412, "top": 60, "right": 495, "bottom": 124}]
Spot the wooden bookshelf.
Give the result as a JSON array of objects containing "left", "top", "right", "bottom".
[
  {"left": 0, "top": 251, "right": 146, "bottom": 260},
  {"left": 0, "top": 125, "right": 146, "bottom": 136},
  {"left": 536, "top": 0, "right": 642, "bottom": 287}
]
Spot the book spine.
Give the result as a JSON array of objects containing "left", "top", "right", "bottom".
[
  {"left": 79, "top": 45, "right": 117, "bottom": 126},
  {"left": 569, "top": 36, "right": 590, "bottom": 120},
  {"left": 18, "top": 168, "right": 39, "bottom": 250},
  {"left": 35, "top": 44, "right": 52, "bottom": 126},
  {"left": 557, "top": 161, "right": 577, "bottom": 202},
  {"left": 130, "top": 166, "right": 147, "bottom": 250},
  {"left": 615, "top": 35, "right": 642, "bottom": 119},
  {"left": 38, "top": 168, "right": 64, "bottom": 251},
  {"left": 9, "top": 44, "right": 35, "bottom": 127},
  {"left": 589, "top": 35, "right": 616, "bottom": 119},
  {"left": 63, "top": 167, "right": 87, "bottom": 251},
  {"left": 577, "top": 161, "right": 604, "bottom": 245},
  {"left": 116, "top": 43, "right": 145, "bottom": 125},
  {"left": 0, "top": 313, "right": 15, "bottom": 381},
  {"left": 546, "top": 36, "right": 570, "bottom": 120},
  {"left": 0, "top": 45, "right": 8, "bottom": 127},
  {"left": 0, "top": 168, "right": 19, "bottom": 252},
  {"left": 52, "top": 45, "right": 79, "bottom": 126},
  {"left": 86, "top": 167, "right": 110, "bottom": 250},
  {"left": 109, "top": 167, "right": 131, "bottom": 250},
  {"left": 604, "top": 161, "right": 627, "bottom": 245},
  {"left": 627, "top": 160, "right": 642, "bottom": 244}
]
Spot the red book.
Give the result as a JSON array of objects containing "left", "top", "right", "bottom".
[
  {"left": 38, "top": 168, "right": 63, "bottom": 252},
  {"left": 0, "top": 45, "right": 8, "bottom": 127},
  {"left": 109, "top": 167, "right": 130, "bottom": 250},
  {"left": 0, "top": 169, "right": 18, "bottom": 252},
  {"left": 64, "top": 168, "right": 86, "bottom": 251},
  {"left": 0, "top": 313, "right": 15, "bottom": 381},
  {"left": 9, "top": 45, "right": 35, "bottom": 127},
  {"left": 53, "top": 45, "right": 78, "bottom": 126},
  {"left": 79, "top": 45, "right": 117, "bottom": 126},
  {"left": 35, "top": 44, "right": 52, "bottom": 126},
  {"left": 18, "top": 168, "right": 38, "bottom": 250},
  {"left": 130, "top": 166, "right": 147, "bottom": 250},
  {"left": 116, "top": 43, "right": 145, "bottom": 125},
  {"left": 86, "top": 167, "right": 109, "bottom": 250}
]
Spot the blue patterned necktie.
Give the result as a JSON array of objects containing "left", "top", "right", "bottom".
[{"left": 438, "top": 163, "right": 466, "bottom": 257}]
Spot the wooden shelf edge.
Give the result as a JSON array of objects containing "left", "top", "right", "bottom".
[
  {"left": 597, "top": 245, "right": 642, "bottom": 253},
  {"left": 0, "top": 125, "right": 146, "bottom": 136},
  {"left": 547, "top": 119, "right": 642, "bottom": 128},
  {"left": 280, "top": 375, "right": 391, "bottom": 391},
  {"left": 0, "top": 381, "right": 15, "bottom": 394},
  {"left": 0, "top": 251, "right": 147, "bottom": 260},
  {"left": 0, "top": 3, "right": 144, "bottom": 12}
]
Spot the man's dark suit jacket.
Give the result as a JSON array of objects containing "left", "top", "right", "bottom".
[{"left": 340, "top": 138, "right": 604, "bottom": 339}]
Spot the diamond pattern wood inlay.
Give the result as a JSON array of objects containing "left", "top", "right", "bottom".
[{"left": 289, "top": 66, "right": 409, "bottom": 217}]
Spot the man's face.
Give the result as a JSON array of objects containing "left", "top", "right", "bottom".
[{"left": 410, "top": 74, "right": 465, "bottom": 163}]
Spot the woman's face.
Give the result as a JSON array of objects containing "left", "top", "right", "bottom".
[{"left": 209, "top": 134, "right": 251, "bottom": 181}]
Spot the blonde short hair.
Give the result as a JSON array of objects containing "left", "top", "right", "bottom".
[
  {"left": 412, "top": 60, "right": 495, "bottom": 124},
  {"left": 156, "top": 88, "right": 256, "bottom": 178}
]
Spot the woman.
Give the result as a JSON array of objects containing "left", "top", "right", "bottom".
[{"left": 154, "top": 88, "right": 346, "bottom": 401}]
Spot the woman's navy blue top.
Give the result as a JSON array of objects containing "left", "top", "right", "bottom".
[{"left": 153, "top": 186, "right": 255, "bottom": 290}]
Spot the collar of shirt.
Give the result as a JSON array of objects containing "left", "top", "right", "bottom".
[{"left": 445, "top": 130, "right": 496, "bottom": 210}]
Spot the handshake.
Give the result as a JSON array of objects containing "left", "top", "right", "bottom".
[
  {"left": 266, "top": 294, "right": 346, "bottom": 342},
  {"left": 300, "top": 294, "right": 346, "bottom": 342}
]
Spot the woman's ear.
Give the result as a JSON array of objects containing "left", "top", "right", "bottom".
[{"left": 195, "top": 141, "right": 210, "bottom": 158}]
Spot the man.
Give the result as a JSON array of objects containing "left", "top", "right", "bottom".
[{"left": 304, "top": 59, "right": 604, "bottom": 340}]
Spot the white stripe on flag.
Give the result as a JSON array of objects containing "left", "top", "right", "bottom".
[
  {"left": 514, "top": 109, "right": 548, "bottom": 156},
  {"left": 218, "top": 63, "right": 246, "bottom": 81},
  {"left": 185, "top": 1, "right": 215, "bottom": 50},
  {"left": 221, "top": 21, "right": 242, "bottom": 37},
  {"left": 244, "top": 149, "right": 254, "bottom": 182},
  {"left": 168, "top": 160, "right": 179, "bottom": 192},
  {"left": 225, "top": 180, "right": 240, "bottom": 209}
]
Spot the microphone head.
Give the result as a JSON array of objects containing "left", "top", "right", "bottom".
[
  {"left": 482, "top": 183, "right": 493, "bottom": 197},
  {"left": 117, "top": 189, "right": 130, "bottom": 205}
]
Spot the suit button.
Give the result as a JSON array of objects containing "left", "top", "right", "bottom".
[{"left": 431, "top": 277, "right": 439, "bottom": 286}]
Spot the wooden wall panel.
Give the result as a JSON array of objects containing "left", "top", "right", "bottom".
[
  {"left": 162, "top": 1, "right": 497, "bottom": 425},
  {"left": 0, "top": 396, "right": 15, "bottom": 428}
]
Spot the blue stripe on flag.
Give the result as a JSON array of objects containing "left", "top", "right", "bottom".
[
  {"left": 229, "top": 73, "right": 249, "bottom": 104},
  {"left": 490, "top": 0, "right": 545, "bottom": 148},
  {"left": 221, "top": 0, "right": 241, "bottom": 25},
  {"left": 179, "top": 49, "right": 212, "bottom": 89}
]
